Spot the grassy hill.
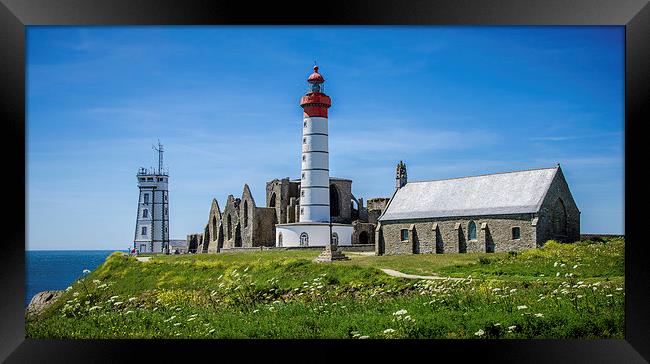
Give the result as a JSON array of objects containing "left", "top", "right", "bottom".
[{"left": 26, "top": 237, "right": 624, "bottom": 339}]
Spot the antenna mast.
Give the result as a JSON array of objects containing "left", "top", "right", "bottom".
[{"left": 152, "top": 140, "right": 164, "bottom": 174}]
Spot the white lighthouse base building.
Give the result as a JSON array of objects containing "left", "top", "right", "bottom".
[{"left": 276, "top": 222, "right": 353, "bottom": 248}]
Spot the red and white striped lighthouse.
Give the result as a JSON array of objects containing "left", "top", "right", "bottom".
[
  {"left": 275, "top": 65, "right": 353, "bottom": 247},
  {"left": 299, "top": 66, "right": 332, "bottom": 223}
]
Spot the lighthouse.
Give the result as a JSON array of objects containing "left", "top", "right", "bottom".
[
  {"left": 299, "top": 65, "right": 332, "bottom": 223},
  {"left": 275, "top": 65, "right": 353, "bottom": 247}
]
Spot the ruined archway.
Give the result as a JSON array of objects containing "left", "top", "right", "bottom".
[
  {"left": 269, "top": 192, "right": 277, "bottom": 208},
  {"left": 329, "top": 184, "right": 340, "bottom": 217},
  {"left": 359, "top": 231, "right": 369, "bottom": 244}
]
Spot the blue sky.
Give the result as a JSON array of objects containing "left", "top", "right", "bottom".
[{"left": 27, "top": 26, "right": 624, "bottom": 250}]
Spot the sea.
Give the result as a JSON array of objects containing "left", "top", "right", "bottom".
[{"left": 25, "top": 250, "right": 125, "bottom": 307}]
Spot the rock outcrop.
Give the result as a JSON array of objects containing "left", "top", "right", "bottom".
[{"left": 26, "top": 290, "right": 62, "bottom": 317}]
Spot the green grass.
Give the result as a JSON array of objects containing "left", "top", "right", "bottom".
[{"left": 26, "top": 238, "right": 624, "bottom": 339}]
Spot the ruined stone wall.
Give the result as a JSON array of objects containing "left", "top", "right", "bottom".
[
  {"left": 352, "top": 221, "right": 376, "bottom": 245},
  {"left": 253, "top": 207, "right": 277, "bottom": 247},
  {"left": 222, "top": 195, "right": 242, "bottom": 249},
  {"left": 330, "top": 178, "right": 352, "bottom": 224},
  {"left": 536, "top": 167, "right": 581, "bottom": 245},
  {"left": 378, "top": 214, "right": 537, "bottom": 255},
  {"left": 367, "top": 197, "right": 390, "bottom": 224}
]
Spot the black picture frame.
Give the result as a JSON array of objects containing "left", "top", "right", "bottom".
[{"left": 1, "top": 0, "right": 647, "bottom": 362}]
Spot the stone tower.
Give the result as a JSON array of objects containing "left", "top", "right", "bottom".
[
  {"left": 133, "top": 141, "right": 170, "bottom": 254},
  {"left": 396, "top": 160, "right": 407, "bottom": 189},
  {"left": 299, "top": 65, "right": 332, "bottom": 223}
]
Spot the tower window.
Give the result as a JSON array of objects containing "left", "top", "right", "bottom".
[
  {"left": 303, "top": 138, "right": 307, "bottom": 144},
  {"left": 303, "top": 121, "right": 307, "bottom": 128},
  {"left": 300, "top": 208, "right": 304, "bottom": 215},
  {"left": 400, "top": 229, "right": 408, "bottom": 242},
  {"left": 142, "top": 209, "right": 148, "bottom": 218},
  {"left": 301, "top": 173, "right": 305, "bottom": 180},
  {"left": 143, "top": 193, "right": 149, "bottom": 204},
  {"left": 142, "top": 226, "right": 147, "bottom": 235},
  {"left": 512, "top": 227, "right": 521, "bottom": 240},
  {"left": 301, "top": 189, "right": 305, "bottom": 197},
  {"left": 302, "top": 155, "right": 306, "bottom": 162}
]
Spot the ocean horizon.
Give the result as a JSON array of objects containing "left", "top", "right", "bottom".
[{"left": 25, "top": 250, "right": 126, "bottom": 307}]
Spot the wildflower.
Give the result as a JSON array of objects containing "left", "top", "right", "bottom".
[
  {"left": 383, "top": 329, "right": 396, "bottom": 334},
  {"left": 65, "top": 286, "right": 72, "bottom": 292},
  {"left": 606, "top": 294, "right": 613, "bottom": 297},
  {"left": 556, "top": 272, "right": 560, "bottom": 277},
  {"left": 560, "top": 263, "right": 566, "bottom": 268},
  {"left": 89, "top": 306, "right": 102, "bottom": 311},
  {"left": 187, "top": 317, "right": 196, "bottom": 322},
  {"left": 572, "top": 265, "right": 578, "bottom": 269},
  {"left": 113, "top": 301, "right": 123, "bottom": 306},
  {"left": 474, "top": 329, "right": 485, "bottom": 337},
  {"left": 253, "top": 309, "right": 259, "bottom": 313},
  {"left": 508, "top": 325, "right": 517, "bottom": 330},
  {"left": 109, "top": 295, "right": 119, "bottom": 301},
  {"left": 174, "top": 323, "right": 181, "bottom": 326},
  {"left": 73, "top": 292, "right": 79, "bottom": 297},
  {"left": 359, "top": 336, "right": 370, "bottom": 339},
  {"left": 393, "top": 309, "right": 408, "bottom": 316},
  {"left": 577, "top": 295, "right": 583, "bottom": 298},
  {"left": 208, "top": 329, "right": 215, "bottom": 333},
  {"left": 126, "top": 310, "right": 134, "bottom": 315},
  {"left": 553, "top": 262, "right": 558, "bottom": 267},
  {"left": 92, "top": 279, "right": 100, "bottom": 284},
  {"left": 517, "top": 305, "right": 528, "bottom": 310},
  {"left": 534, "top": 313, "right": 544, "bottom": 318},
  {"left": 128, "top": 297, "right": 137, "bottom": 302}
]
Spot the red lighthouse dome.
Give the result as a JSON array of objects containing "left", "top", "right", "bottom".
[{"left": 307, "top": 66, "right": 325, "bottom": 84}]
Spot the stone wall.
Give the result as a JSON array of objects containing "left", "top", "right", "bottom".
[
  {"left": 252, "top": 207, "right": 277, "bottom": 247},
  {"left": 378, "top": 214, "right": 537, "bottom": 255},
  {"left": 535, "top": 166, "right": 581, "bottom": 245}
]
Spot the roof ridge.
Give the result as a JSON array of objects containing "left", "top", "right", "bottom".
[{"left": 406, "top": 165, "right": 559, "bottom": 184}]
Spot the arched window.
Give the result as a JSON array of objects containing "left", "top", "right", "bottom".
[
  {"left": 227, "top": 215, "right": 232, "bottom": 240},
  {"left": 278, "top": 232, "right": 283, "bottom": 247},
  {"left": 212, "top": 215, "right": 217, "bottom": 238},
  {"left": 330, "top": 184, "right": 340, "bottom": 217},
  {"left": 300, "top": 232, "right": 309, "bottom": 246},
  {"left": 468, "top": 221, "right": 477, "bottom": 241},
  {"left": 142, "top": 209, "right": 148, "bottom": 218},
  {"left": 269, "top": 192, "right": 276, "bottom": 208},
  {"left": 243, "top": 201, "right": 249, "bottom": 228}
]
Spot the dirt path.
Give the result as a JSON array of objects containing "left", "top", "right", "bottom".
[{"left": 380, "top": 268, "right": 467, "bottom": 281}]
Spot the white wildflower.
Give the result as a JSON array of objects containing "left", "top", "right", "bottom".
[
  {"left": 474, "top": 329, "right": 485, "bottom": 337},
  {"left": 113, "top": 301, "right": 123, "bottom": 306},
  {"left": 517, "top": 305, "right": 528, "bottom": 310},
  {"left": 393, "top": 309, "right": 408, "bottom": 316},
  {"left": 359, "top": 335, "right": 369, "bottom": 339},
  {"left": 572, "top": 265, "right": 578, "bottom": 269},
  {"left": 383, "top": 329, "right": 396, "bottom": 334},
  {"left": 534, "top": 313, "right": 544, "bottom": 318},
  {"left": 208, "top": 329, "right": 215, "bottom": 333}
]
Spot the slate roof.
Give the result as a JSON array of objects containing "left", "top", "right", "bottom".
[{"left": 379, "top": 166, "right": 559, "bottom": 221}]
